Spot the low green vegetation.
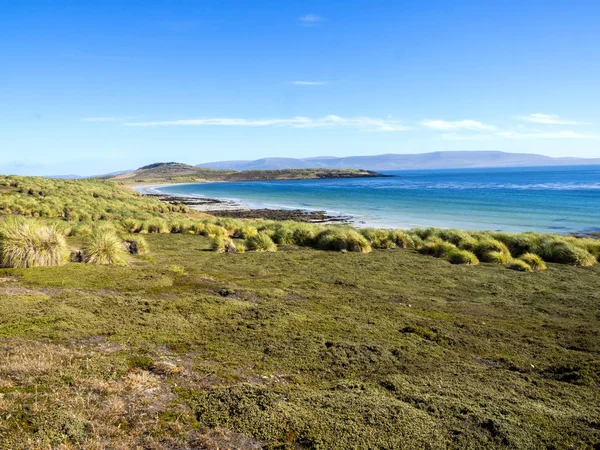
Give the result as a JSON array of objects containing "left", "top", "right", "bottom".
[
  {"left": 0, "top": 232, "right": 598, "bottom": 448},
  {"left": 0, "top": 175, "right": 599, "bottom": 448}
]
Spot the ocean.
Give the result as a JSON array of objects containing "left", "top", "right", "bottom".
[{"left": 152, "top": 165, "right": 600, "bottom": 234}]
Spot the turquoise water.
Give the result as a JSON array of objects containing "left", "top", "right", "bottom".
[{"left": 154, "top": 166, "right": 600, "bottom": 233}]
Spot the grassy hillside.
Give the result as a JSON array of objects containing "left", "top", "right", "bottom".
[
  {"left": 0, "top": 175, "right": 599, "bottom": 448},
  {"left": 106, "top": 162, "right": 381, "bottom": 185}
]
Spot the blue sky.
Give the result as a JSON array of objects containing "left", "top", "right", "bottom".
[{"left": 1, "top": 0, "right": 599, "bottom": 175}]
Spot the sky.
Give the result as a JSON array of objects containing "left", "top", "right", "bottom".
[{"left": 1, "top": 0, "right": 600, "bottom": 175}]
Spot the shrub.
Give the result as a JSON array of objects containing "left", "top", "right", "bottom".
[
  {"left": 0, "top": 219, "right": 67, "bottom": 268},
  {"left": 123, "top": 235, "right": 149, "bottom": 255},
  {"left": 315, "top": 228, "right": 372, "bottom": 253},
  {"left": 447, "top": 249, "right": 479, "bottom": 265},
  {"left": 246, "top": 232, "right": 277, "bottom": 252},
  {"left": 507, "top": 259, "right": 533, "bottom": 272},
  {"left": 236, "top": 242, "right": 247, "bottom": 253},
  {"left": 83, "top": 230, "right": 127, "bottom": 265},
  {"left": 519, "top": 253, "right": 546, "bottom": 271},
  {"left": 480, "top": 251, "right": 509, "bottom": 264}
]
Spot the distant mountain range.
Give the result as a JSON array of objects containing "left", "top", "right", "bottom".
[{"left": 197, "top": 151, "right": 600, "bottom": 171}]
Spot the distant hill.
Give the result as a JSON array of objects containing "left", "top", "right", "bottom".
[
  {"left": 197, "top": 151, "right": 600, "bottom": 171},
  {"left": 104, "top": 162, "right": 381, "bottom": 184}
]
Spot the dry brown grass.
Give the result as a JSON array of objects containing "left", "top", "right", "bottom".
[{"left": 0, "top": 340, "right": 228, "bottom": 449}]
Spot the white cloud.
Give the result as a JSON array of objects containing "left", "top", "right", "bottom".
[
  {"left": 299, "top": 14, "right": 323, "bottom": 25},
  {"left": 420, "top": 119, "right": 497, "bottom": 131},
  {"left": 291, "top": 81, "right": 328, "bottom": 86},
  {"left": 124, "top": 115, "right": 410, "bottom": 132},
  {"left": 518, "top": 113, "right": 586, "bottom": 125},
  {"left": 496, "top": 130, "right": 599, "bottom": 140}
]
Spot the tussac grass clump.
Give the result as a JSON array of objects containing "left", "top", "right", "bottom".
[
  {"left": 83, "top": 229, "right": 127, "bottom": 265},
  {"left": 316, "top": 228, "right": 372, "bottom": 253},
  {"left": 447, "top": 248, "right": 479, "bottom": 265},
  {"left": 211, "top": 236, "right": 238, "bottom": 253},
  {"left": 419, "top": 239, "right": 457, "bottom": 258},
  {"left": 246, "top": 232, "right": 277, "bottom": 252},
  {"left": 519, "top": 253, "right": 546, "bottom": 271},
  {"left": 359, "top": 228, "right": 396, "bottom": 249},
  {"left": 0, "top": 218, "right": 67, "bottom": 268},
  {"left": 507, "top": 259, "right": 533, "bottom": 272},
  {"left": 123, "top": 235, "right": 149, "bottom": 255},
  {"left": 473, "top": 238, "right": 511, "bottom": 260},
  {"left": 538, "top": 241, "right": 597, "bottom": 267},
  {"left": 481, "top": 250, "right": 510, "bottom": 264}
]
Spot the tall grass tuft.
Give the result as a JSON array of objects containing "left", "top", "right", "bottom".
[
  {"left": 537, "top": 240, "right": 596, "bottom": 267},
  {"left": 419, "top": 238, "right": 457, "bottom": 258},
  {"left": 203, "top": 224, "right": 228, "bottom": 239},
  {"left": 447, "top": 248, "right": 479, "bottom": 265},
  {"left": 292, "top": 223, "right": 318, "bottom": 246},
  {"left": 519, "top": 253, "right": 546, "bottom": 271},
  {"left": 359, "top": 228, "right": 396, "bottom": 249},
  {"left": 0, "top": 219, "right": 67, "bottom": 268},
  {"left": 474, "top": 238, "right": 511, "bottom": 261},
  {"left": 480, "top": 251, "right": 510, "bottom": 264},
  {"left": 123, "top": 235, "right": 149, "bottom": 255},
  {"left": 145, "top": 219, "right": 169, "bottom": 234},
  {"left": 211, "top": 236, "right": 238, "bottom": 253},
  {"left": 315, "top": 228, "right": 372, "bottom": 253},
  {"left": 246, "top": 232, "right": 277, "bottom": 252},
  {"left": 83, "top": 229, "right": 127, "bottom": 265},
  {"left": 507, "top": 259, "right": 533, "bottom": 272},
  {"left": 389, "top": 230, "right": 417, "bottom": 249}
]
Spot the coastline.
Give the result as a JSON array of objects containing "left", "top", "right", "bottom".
[{"left": 138, "top": 184, "right": 354, "bottom": 224}]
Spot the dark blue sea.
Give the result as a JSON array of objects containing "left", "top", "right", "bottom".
[{"left": 152, "top": 165, "right": 600, "bottom": 233}]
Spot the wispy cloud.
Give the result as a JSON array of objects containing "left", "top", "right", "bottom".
[
  {"left": 81, "top": 117, "right": 121, "bottom": 123},
  {"left": 291, "top": 81, "right": 328, "bottom": 86},
  {"left": 299, "top": 14, "right": 323, "bottom": 26},
  {"left": 124, "top": 115, "right": 410, "bottom": 132},
  {"left": 518, "top": 113, "right": 586, "bottom": 125},
  {"left": 420, "top": 119, "right": 497, "bottom": 131},
  {"left": 496, "top": 130, "right": 599, "bottom": 140}
]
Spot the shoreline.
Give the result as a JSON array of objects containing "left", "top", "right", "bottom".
[
  {"left": 140, "top": 184, "right": 354, "bottom": 224},
  {"left": 136, "top": 182, "right": 600, "bottom": 236}
]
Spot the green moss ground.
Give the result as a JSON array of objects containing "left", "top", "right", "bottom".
[{"left": 0, "top": 233, "right": 598, "bottom": 448}]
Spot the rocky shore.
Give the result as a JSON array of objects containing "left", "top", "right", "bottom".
[{"left": 146, "top": 194, "right": 352, "bottom": 224}]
